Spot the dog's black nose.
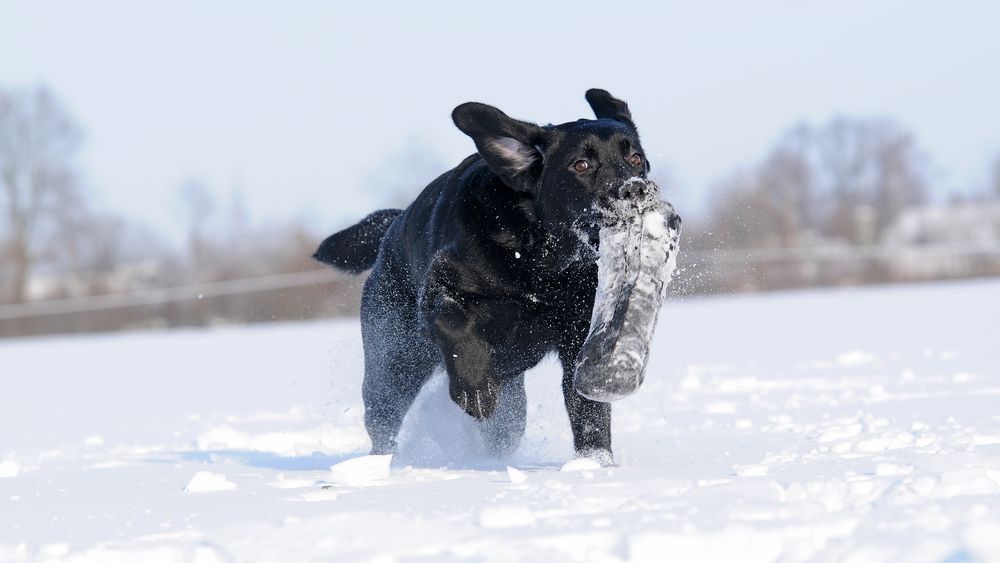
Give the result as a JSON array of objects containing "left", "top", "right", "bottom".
[
  {"left": 620, "top": 182, "right": 647, "bottom": 199},
  {"left": 614, "top": 179, "right": 654, "bottom": 200}
]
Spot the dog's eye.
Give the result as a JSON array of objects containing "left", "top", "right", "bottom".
[
  {"left": 573, "top": 159, "right": 590, "bottom": 173},
  {"left": 628, "top": 153, "right": 643, "bottom": 167}
]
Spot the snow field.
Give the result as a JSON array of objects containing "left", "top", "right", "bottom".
[{"left": 1, "top": 279, "right": 999, "bottom": 561}]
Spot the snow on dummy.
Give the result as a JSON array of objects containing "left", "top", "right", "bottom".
[{"left": 574, "top": 177, "right": 681, "bottom": 402}]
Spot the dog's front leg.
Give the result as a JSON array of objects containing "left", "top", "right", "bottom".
[
  {"left": 558, "top": 342, "right": 613, "bottom": 465},
  {"left": 428, "top": 294, "right": 501, "bottom": 421}
]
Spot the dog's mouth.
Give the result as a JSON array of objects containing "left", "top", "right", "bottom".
[
  {"left": 575, "top": 178, "right": 667, "bottom": 250},
  {"left": 573, "top": 178, "right": 681, "bottom": 402},
  {"left": 575, "top": 217, "right": 602, "bottom": 250}
]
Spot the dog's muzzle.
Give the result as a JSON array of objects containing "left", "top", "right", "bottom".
[
  {"left": 574, "top": 178, "right": 681, "bottom": 402},
  {"left": 610, "top": 176, "right": 657, "bottom": 201}
]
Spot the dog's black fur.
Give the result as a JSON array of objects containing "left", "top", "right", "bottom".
[{"left": 316, "top": 89, "right": 671, "bottom": 461}]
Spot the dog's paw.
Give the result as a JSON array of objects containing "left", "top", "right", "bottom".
[
  {"left": 575, "top": 448, "right": 615, "bottom": 467},
  {"left": 449, "top": 375, "right": 501, "bottom": 420}
]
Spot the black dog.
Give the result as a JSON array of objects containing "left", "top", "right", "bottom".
[{"left": 315, "top": 89, "right": 678, "bottom": 463}]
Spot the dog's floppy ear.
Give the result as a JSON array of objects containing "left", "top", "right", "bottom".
[
  {"left": 585, "top": 88, "right": 636, "bottom": 130},
  {"left": 453, "top": 102, "right": 546, "bottom": 191}
]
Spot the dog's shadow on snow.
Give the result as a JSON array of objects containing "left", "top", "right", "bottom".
[
  {"left": 178, "top": 448, "right": 561, "bottom": 473},
  {"left": 176, "top": 371, "right": 569, "bottom": 473},
  {"left": 180, "top": 450, "right": 358, "bottom": 471}
]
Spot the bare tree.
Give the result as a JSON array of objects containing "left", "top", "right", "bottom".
[
  {"left": 178, "top": 178, "right": 217, "bottom": 278},
  {"left": 701, "top": 172, "right": 758, "bottom": 248},
  {"left": 871, "top": 128, "right": 927, "bottom": 231},
  {"left": 700, "top": 128, "right": 815, "bottom": 251},
  {"left": 687, "top": 115, "right": 932, "bottom": 292},
  {"left": 0, "top": 86, "right": 84, "bottom": 303},
  {"left": 799, "top": 117, "right": 927, "bottom": 243},
  {"left": 48, "top": 209, "right": 127, "bottom": 296}
]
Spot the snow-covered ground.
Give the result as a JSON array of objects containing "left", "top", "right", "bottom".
[{"left": 2, "top": 280, "right": 999, "bottom": 562}]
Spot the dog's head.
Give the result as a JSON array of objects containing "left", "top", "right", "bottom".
[{"left": 453, "top": 89, "right": 655, "bottom": 250}]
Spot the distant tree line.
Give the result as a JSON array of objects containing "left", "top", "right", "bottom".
[
  {"left": 2, "top": 84, "right": 999, "bottom": 336},
  {"left": 0, "top": 85, "right": 361, "bottom": 336},
  {"left": 674, "top": 118, "right": 1000, "bottom": 294}
]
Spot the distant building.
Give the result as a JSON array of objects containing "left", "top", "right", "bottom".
[{"left": 880, "top": 202, "right": 1000, "bottom": 278}]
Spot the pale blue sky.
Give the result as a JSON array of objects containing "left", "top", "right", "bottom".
[{"left": 2, "top": 1, "right": 999, "bottom": 240}]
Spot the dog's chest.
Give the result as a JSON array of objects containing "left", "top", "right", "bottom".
[
  {"left": 485, "top": 264, "right": 595, "bottom": 338},
  {"left": 481, "top": 298, "right": 561, "bottom": 374}
]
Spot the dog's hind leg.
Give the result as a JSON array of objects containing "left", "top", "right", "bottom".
[
  {"left": 360, "top": 270, "right": 437, "bottom": 455},
  {"left": 478, "top": 373, "right": 527, "bottom": 457},
  {"left": 361, "top": 341, "right": 436, "bottom": 455}
]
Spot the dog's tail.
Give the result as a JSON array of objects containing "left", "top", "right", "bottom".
[{"left": 313, "top": 209, "right": 404, "bottom": 273}]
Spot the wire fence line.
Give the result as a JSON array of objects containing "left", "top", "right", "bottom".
[
  {"left": 683, "top": 242, "right": 1000, "bottom": 265},
  {"left": 0, "top": 269, "right": 341, "bottom": 321},
  {"left": 2, "top": 242, "right": 999, "bottom": 323}
]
